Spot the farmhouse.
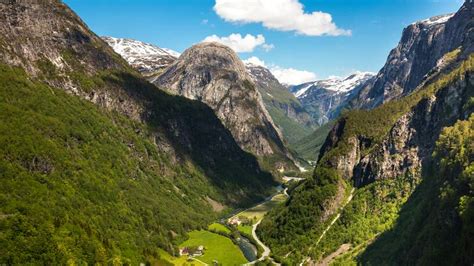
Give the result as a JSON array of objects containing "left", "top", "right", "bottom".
[
  {"left": 228, "top": 217, "right": 241, "bottom": 226},
  {"left": 179, "top": 245, "right": 204, "bottom": 257}
]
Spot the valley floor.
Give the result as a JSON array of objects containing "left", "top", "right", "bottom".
[{"left": 160, "top": 184, "right": 293, "bottom": 265}]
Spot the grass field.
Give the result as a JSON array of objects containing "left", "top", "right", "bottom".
[
  {"left": 233, "top": 192, "right": 287, "bottom": 222},
  {"left": 179, "top": 230, "right": 248, "bottom": 265},
  {"left": 157, "top": 248, "right": 204, "bottom": 265},
  {"left": 208, "top": 223, "right": 231, "bottom": 235},
  {"left": 237, "top": 225, "right": 253, "bottom": 236}
]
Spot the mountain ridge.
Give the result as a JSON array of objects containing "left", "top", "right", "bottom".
[
  {"left": 352, "top": 5, "right": 474, "bottom": 109},
  {"left": 102, "top": 36, "right": 178, "bottom": 77},
  {"left": 290, "top": 72, "right": 375, "bottom": 125}
]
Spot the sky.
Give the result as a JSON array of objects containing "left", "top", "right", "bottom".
[{"left": 64, "top": 0, "right": 463, "bottom": 84}]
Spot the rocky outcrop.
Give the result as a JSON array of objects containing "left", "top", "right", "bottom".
[
  {"left": 353, "top": 1, "right": 474, "bottom": 109},
  {"left": 321, "top": 70, "right": 473, "bottom": 187},
  {"left": 155, "top": 42, "right": 295, "bottom": 169}
]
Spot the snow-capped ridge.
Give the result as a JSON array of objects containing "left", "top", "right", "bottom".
[
  {"left": 293, "top": 71, "right": 375, "bottom": 98},
  {"left": 103, "top": 36, "right": 179, "bottom": 59},
  {"left": 102, "top": 36, "right": 180, "bottom": 76},
  {"left": 413, "top": 13, "right": 454, "bottom": 27}
]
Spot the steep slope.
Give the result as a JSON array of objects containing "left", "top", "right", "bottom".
[
  {"left": 0, "top": 1, "right": 275, "bottom": 263},
  {"left": 292, "top": 121, "right": 336, "bottom": 163},
  {"left": 102, "top": 36, "right": 178, "bottom": 77},
  {"left": 290, "top": 72, "right": 375, "bottom": 125},
  {"left": 258, "top": 2, "right": 474, "bottom": 264},
  {"left": 353, "top": 3, "right": 474, "bottom": 109},
  {"left": 359, "top": 115, "right": 474, "bottom": 265},
  {"left": 245, "top": 62, "right": 315, "bottom": 144},
  {"left": 155, "top": 42, "right": 296, "bottom": 171}
]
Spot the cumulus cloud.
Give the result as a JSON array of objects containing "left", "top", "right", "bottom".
[
  {"left": 243, "top": 56, "right": 266, "bottom": 67},
  {"left": 202, "top": 33, "right": 273, "bottom": 53},
  {"left": 270, "top": 66, "right": 317, "bottom": 85},
  {"left": 214, "top": 0, "right": 351, "bottom": 36}
]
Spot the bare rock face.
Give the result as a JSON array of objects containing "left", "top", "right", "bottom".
[
  {"left": 354, "top": 1, "right": 474, "bottom": 109},
  {"left": 155, "top": 42, "right": 295, "bottom": 168}
]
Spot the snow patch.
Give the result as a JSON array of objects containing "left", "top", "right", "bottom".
[{"left": 415, "top": 14, "right": 454, "bottom": 27}]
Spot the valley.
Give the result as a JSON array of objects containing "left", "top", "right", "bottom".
[
  {"left": 156, "top": 182, "right": 293, "bottom": 265},
  {"left": 0, "top": 0, "right": 472, "bottom": 265}
]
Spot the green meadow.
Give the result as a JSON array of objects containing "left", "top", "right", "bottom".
[{"left": 179, "top": 230, "right": 248, "bottom": 265}]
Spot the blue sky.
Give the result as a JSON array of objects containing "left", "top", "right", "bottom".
[{"left": 64, "top": 0, "right": 462, "bottom": 82}]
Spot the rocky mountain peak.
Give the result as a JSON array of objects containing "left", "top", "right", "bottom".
[
  {"left": 289, "top": 72, "right": 375, "bottom": 125},
  {"left": 292, "top": 72, "right": 375, "bottom": 99},
  {"left": 158, "top": 42, "right": 249, "bottom": 85},
  {"left": 155, "top": 41, "right": 295, "bottom": 169},
  {"left": 102, "top": 36, "right": 178, "bottom": 77}
]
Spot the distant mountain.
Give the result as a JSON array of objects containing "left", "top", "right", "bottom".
[
  {"left": 245, "top": 62, "right": 316, "bottom": 145},
  {"left": 102, "top": 36, "right": 178, "bottom": 77},
  {"left": 352, "top": 10, "right": 473, "bottom": 109},
  {"left": 155, "top": 42, "right": 296, "bottom": 171},
  {"left": 290, "top": 72, "right": 375, "bottom": 125}
]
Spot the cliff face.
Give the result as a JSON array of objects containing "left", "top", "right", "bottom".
[
  {"left": 322, "top": 71, "right": 473, "bottom": 187},
  {"left": 155, "top": 42, "right": 295, "bottom": 170},
  {"left": 354, "top": 1, "right": 474, "bottom": 109}
]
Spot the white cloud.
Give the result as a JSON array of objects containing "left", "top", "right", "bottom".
[
  {"left": 243, "top": 56, "right": 266, "bottom": 67},
  {"left": 202, "top": 33, "right": 273, "bottom": 53},
  {"left": 270, "top": 66, "right": 317, "bottom": 85},
  {"left": 261, "top": 43, "right": 275, "bottom": 52},
  {"left": 214, "top": 0, "right": 351, "bottom": 36},
  {"left": 243, "top": 56, "right": 316, "bottom": 85}
]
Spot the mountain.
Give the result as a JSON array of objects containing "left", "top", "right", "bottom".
[
  {"left": 0, "top": 1, "right": 276, "bottom": 263},
  {"left": 258, "top": 2, "right": 474, "bottom": 264},
  {"left": 290, "top": 72, "right": 375, "bottom": 125},
  {"left": 353, "top": 6, "right": 474, "bottom": 109},
  {"left": 103, "top": 37, "right": 316, "bottom": 147},
  {"left": 245, "top": 62, "right": 315, "bottom": 145},
  {"left": 155, "top": 42, "right": 296, "bottom": 171},
  {"left": 102, "top": 36, "right": 178, "bottom": 77}
]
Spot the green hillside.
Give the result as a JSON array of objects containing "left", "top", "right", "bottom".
[
  {"left": 291, "top": 121, "right": 335, "bottom": 162},
  {"left": 258, "top": 54, "right": 474, "bottom": 264},
  {"left": 0, "top": 62, "right": 274, "bottom": 264}
]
